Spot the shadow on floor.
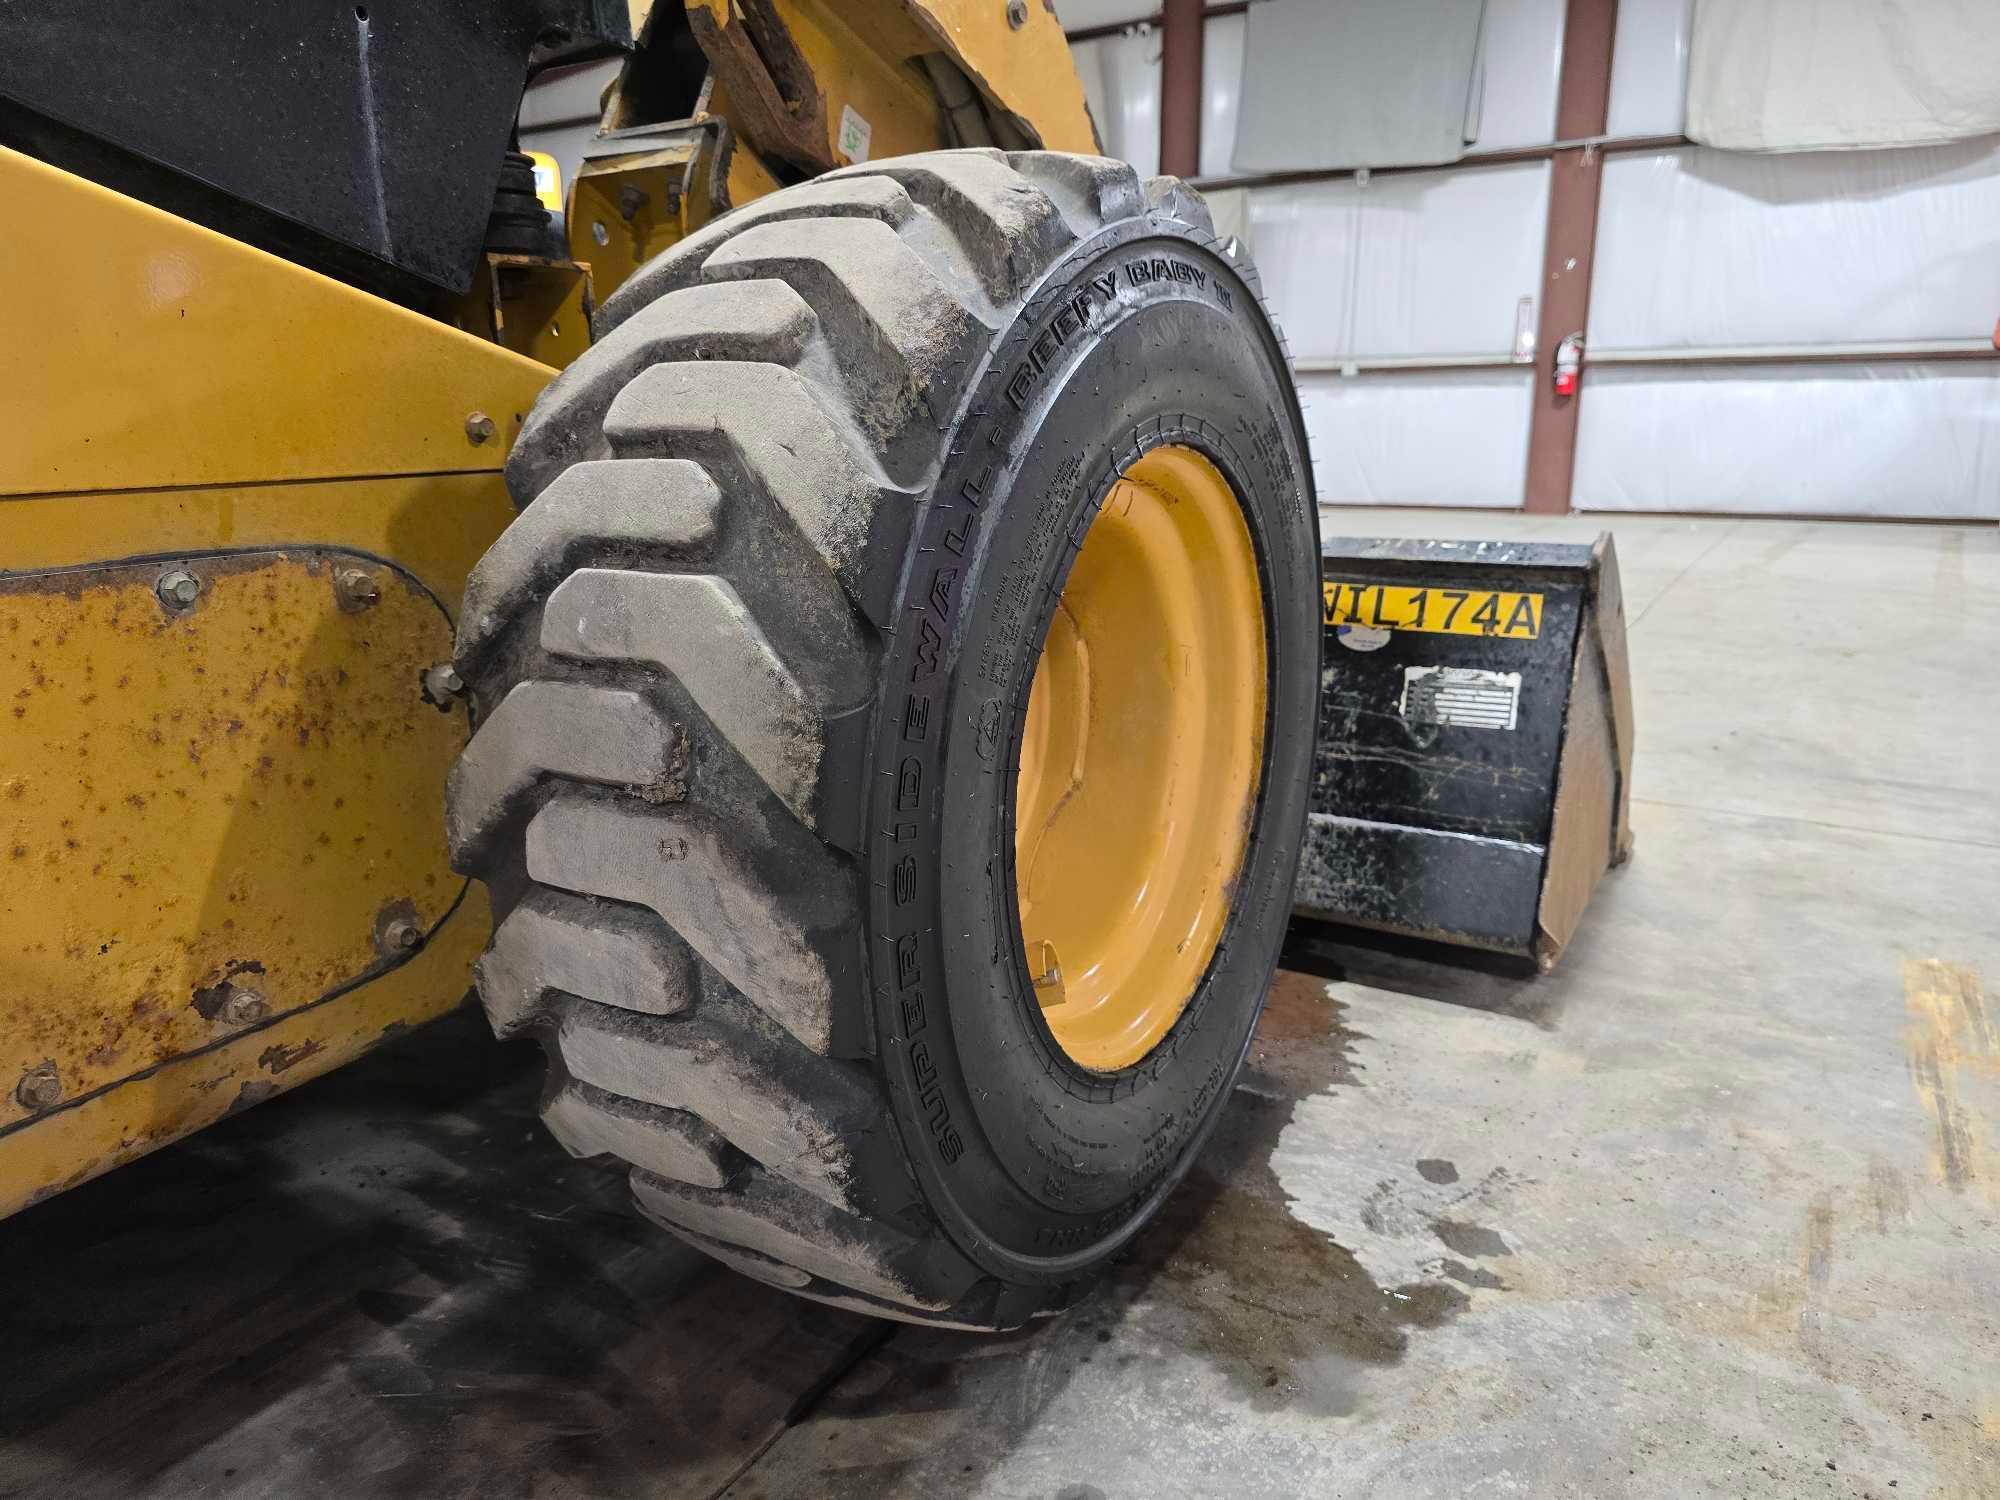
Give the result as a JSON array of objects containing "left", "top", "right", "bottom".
[
  {"left": 1282, "top": 915, "right": 1574, "bottom": 1029},
  {"left": 0, "top": 1007, "right": 879, "bottom": 1500},
  {"left": 1, "top": 962, "right": 1487, "bottom": 1499}
]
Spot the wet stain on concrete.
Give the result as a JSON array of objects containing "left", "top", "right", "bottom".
[
  {"left": 1253, "top": 966, "right": 1345, "bottom": 1044},
  {"left": 1416, "top": 1157, "right": 1460, "bottom": 1184},
  {"left": 1439, "top": 1258, "right": 1506, "bottom": 1291},
  {"left": 1092, "top": 969, "right": 1471, "bottom": 1416},
  {"left": 1432, "top": 1219, "right": 1510, "bottom": 1260},
  {"left": 1245, "top": 967, "right": 1353, "bottom": 1092},
  {"left": 1107, "top": 1098, "right": 1469, "bottom": 1416},
  {"left": 1342, "top": 1161, "right": 1522, "bottom": 1276}
]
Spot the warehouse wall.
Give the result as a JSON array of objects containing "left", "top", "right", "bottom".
[
  {"left": 1062, "top": 0, "right": 2000, "bottom": 520},
  {"left": 1068, "top": 0, "right": 1564, "bottom": 510},
  {"left": 520, "top": 57, "right": 623, "bottom": 196},
  {"left": 518, "top": 4, "right": 2000, "bottom": 519}
]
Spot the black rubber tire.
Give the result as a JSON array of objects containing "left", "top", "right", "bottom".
[{"left": 446, "top": 149, "right": 1318, "bottom": 1328}]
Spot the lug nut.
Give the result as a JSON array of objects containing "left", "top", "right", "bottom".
[
  {"left": 421, "top": 661, "right": 466, "bottom": 710},
  {"left": 465, "top": 411, "right": 498, "bottom": 446},
  {"left": 334, "top": 567, "right": 381, "bottom": 612},
  {"left": 381, "top": 916, "right": 424, "bottom": 954},
  {"left": 14, "top": 1065, "right": 61, "bottom": 1112},
  {"left": 156, "top": 569, "right": 201, "bottom": 610},
  {"left": 220, "top": 987, "right": 270, "bottom": 1026}
]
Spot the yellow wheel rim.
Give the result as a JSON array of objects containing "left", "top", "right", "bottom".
[{"left": 1014, "top": 444, "right": 1268, "bottom": 1073}]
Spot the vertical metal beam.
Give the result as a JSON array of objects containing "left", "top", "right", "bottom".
[
  {"left": 1159, "top": 0, "right": 1205, "bottom": 179},
  {"left": 1523, "top": 0, "right": 1618, "bottom": 514}
]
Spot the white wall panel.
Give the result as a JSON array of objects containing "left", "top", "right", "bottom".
[
  {"left": 1069, "top": 35, "right": 1111, "bottom": 148},
  {"left": 1573, "top": 364, "right": 2000, "bottom": 519},
  {"left": 519, "top": 57, "right": 622, "bottom": 197},
  {"left": 1199, "top": 12, "right": 1245, "bottom": 179},
  {"left": 1053, "top": 0, "right": 1155, "bottom": 29},
  {"left": 1247, "top": 182, "right": 1361, "bottom": 359},
  {"left": 1074, "top": 3, "right": 1561, "bottom": 175},
  {"left": 1472, "top": 0, "right": 1565, "bottom": 150},
  {"left": 1350, "top": 161, "right": 1550, "bottom": 355},
  {"left": 1072, "top": 15, "right": 1238, "bottom": 178},
  {"left": 1605, "top": 0, "right": 1693, "bottom": 139},
  {"left": 1069, "top": 31, "right": 1160, "bottom": 177},
  {"left": 1591, "top": 140, "right": 2000, "bottom": 351},
  {"left": 1249, "top": 162, "right": 1549, "bottom": 359},
  {"left": 1303, "top": 370, "right": 1534, "bottom": 508},
  {"left": 519, "top": 57, "right": 621, "bottom": 132}
]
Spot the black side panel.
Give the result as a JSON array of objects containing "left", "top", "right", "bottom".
[
  {"left": 0, "top": 0, "right": 626, "bottom": 295},
  {"left": 1298, "top": 537, "right": 1600, "bottom": 957},
  {"left": 1312, "top": 543, "right": 1588, "bottom": 845},
  {"left": 1296, "top": 815, "right": 1546, "bottom": 953}
]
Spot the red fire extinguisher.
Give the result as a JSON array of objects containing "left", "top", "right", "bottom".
[{"left": 1553, "top": 332, "right": 1584, "bottom": 397}]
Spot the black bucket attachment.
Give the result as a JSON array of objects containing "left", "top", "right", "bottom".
[{"left": 1294, "top": 535, "right": 1635, "bottom": 970}]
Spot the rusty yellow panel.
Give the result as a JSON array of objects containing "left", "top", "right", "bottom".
[
  {"left": 571, "top": 140, "right": 703, "bottom": 305},
  {"left": 0, "top": 886, "right": 488, "bottom": 1219},
  {"left": 492, "top": 257, "right": 593, "bottom": 367},
  {"left": 0, "top": 472, "right": 517, "bottom": 604},
  {"left": 900, "top": 0, "right": 1098, "bottom": 153},
  {"left": 773, "top": 0, "right": 955, "bottom": 166},
  {"left": 0, "top": 144, "right": 556, "bottom": 496},
  {"left": 0, "top": 471, "right": 513, "bottom": 1214},
  {"left": 724, "top": 134, "right": 784, "bottom": 208},
  {"left": 687, "top": 0, "right": 1094, "bottom": 170},
  {"left": 0, "top": 551, "right": 469, "bottom": 1133},
  {"left": 443, "top": 254, "right": 595, "bottom": 370},
  {"left": 682, "top": 121, "right": 784, "bottom": 243},
  {"left": 0, "top": 146, "right": 547, "bottom": 1214}
]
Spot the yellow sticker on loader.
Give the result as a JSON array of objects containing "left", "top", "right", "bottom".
[{"left": 1322, "top": 582, "right": 1543, "bottom": 640}]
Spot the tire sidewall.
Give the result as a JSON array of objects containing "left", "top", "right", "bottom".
[{"left": 868, "top": 217, "right": 1319, "bottom": 1284}]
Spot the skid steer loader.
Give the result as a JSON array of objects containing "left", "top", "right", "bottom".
[{"left": 1, "top": 1, "right": 1629, "bottom": 1328}]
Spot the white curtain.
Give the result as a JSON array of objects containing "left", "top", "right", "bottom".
[{"left": 1688, "top": 0, "right": 2000, "bottom": 152}]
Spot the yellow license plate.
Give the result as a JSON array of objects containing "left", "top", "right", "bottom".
[{"left": 1322, "top": 581, "right": 1543, "bottom": 639}]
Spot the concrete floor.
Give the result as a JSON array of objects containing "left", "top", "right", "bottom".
[{"left": 1, "top": 513, "right": 1994, "bottom": 1498}]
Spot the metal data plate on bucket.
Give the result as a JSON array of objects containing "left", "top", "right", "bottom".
[{"left": 1295, "top": 536, "right": 1635, "bottom": 968}]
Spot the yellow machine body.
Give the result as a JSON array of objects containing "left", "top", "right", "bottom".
[
  {"left": 0, "top": 146, "right": 551, "bottom": 1214},
  {"left": 0, "top": 2, "right": 1101, "bottom": 1214}
]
